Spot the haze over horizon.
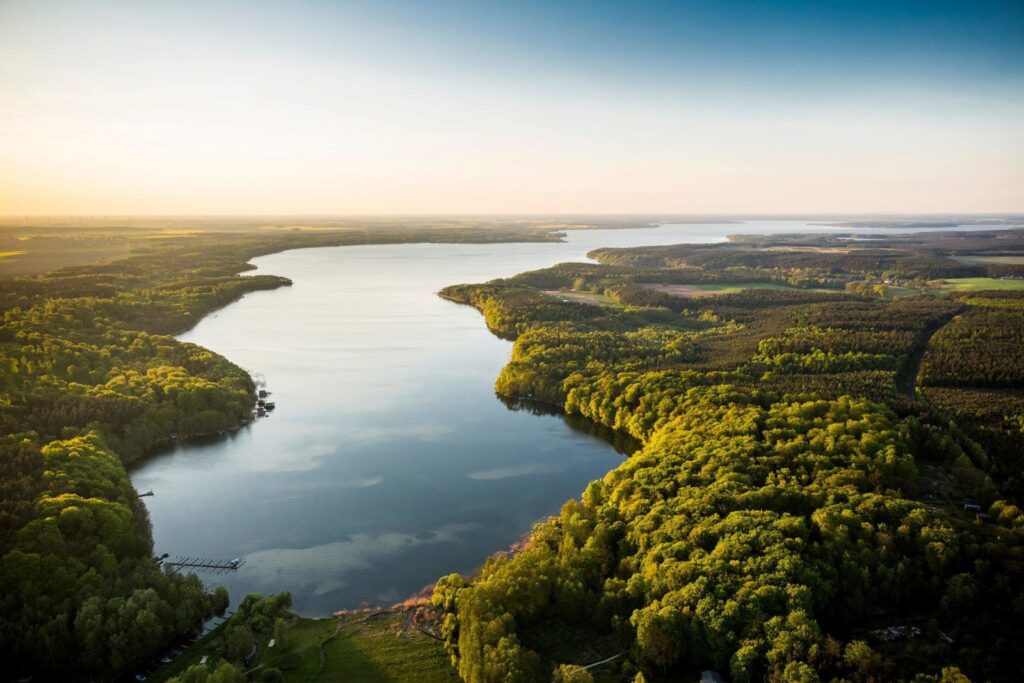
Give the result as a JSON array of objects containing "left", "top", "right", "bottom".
[{"left": 1, "top": 0, "right": 1022, "bottom": 216}]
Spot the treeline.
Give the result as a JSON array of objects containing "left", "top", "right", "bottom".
[
  {"left": 435, "top": 392, "right": 1022, "bottom": 682},
  {"left": 0, "top": 431, "right": 228, "bottom": 674},
  {"left": 509, "top": 261, "right": 841, "bottom": 292},
  {"left": 589, "top": 229, "right": 1024, "bottom": 283},
  {"left": 919, "top": 291, "right": 1024, "bottom": 502},
  {"left": 0, "top": 239, "right": 282, "bottom": 677},
  {"left": 920, "top": 294, "right": 1024, "bottom": 388},
  {"left": 434, "top": 251, "right": 1023, "bottom": 682}
]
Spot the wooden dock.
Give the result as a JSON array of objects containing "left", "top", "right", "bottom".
[{"left": 163, "top": 556, "right": 245, "bottom": 574}]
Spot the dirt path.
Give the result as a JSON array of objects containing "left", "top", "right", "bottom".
[
  {"left": 317, "top": 610, "right": 385, "bottom": 674},
  {"left": 897, "top": 312, "right": 961, "bottom": 398}
]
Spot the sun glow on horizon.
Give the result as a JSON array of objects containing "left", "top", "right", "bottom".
[{"left": 1, "top": 1, "right": 1022, "bottom": 215}]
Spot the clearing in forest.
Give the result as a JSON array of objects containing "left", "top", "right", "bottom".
[{"left": 640, "top": 282, "right": 796, "bottom": 297}]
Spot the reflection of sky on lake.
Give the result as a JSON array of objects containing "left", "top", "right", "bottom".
[
  {"left": 241, "top": 524, "right": 481, "bottom": 603},
  {"left": 130, "top": 221, "right": 1009, "bottom": 615}
]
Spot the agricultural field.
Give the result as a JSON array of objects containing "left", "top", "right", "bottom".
[
  {"left": 0, "top": 235, "right": 135, "bottom": 275},
  {"left": 933, "top": 277, "right": 1024, "bottom": 292},
  {"left": 949, "top": 255, "right": 1024, "bottom": 265}
]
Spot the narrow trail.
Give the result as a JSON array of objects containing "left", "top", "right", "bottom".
[
  {"left": 317, "top": 610, "right": 384, "bottom": 675},
  {"left": 897, "top": 312, "right": 961, "bottom": 398},
  {"left": 582, "top": 651, "right": 626, "bottom": 670}
]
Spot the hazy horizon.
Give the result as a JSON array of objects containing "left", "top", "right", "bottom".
[{"left": 2, "top": 0, "right": 1022, "bottom": 215}]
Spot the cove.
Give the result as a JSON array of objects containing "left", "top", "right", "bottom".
[{"left": 129, "top": 220, "right": 999, "bottom": 615}]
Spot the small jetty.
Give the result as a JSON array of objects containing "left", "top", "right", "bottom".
[
  {"left": 138, "top": 490, "right": 154, "bottom": 498},
  {"left": 162, "top": 556, "right": 245, "bottom": 574}
]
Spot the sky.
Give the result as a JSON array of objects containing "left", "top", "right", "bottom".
[{"left": 0, "top": 0, "right": 1022, "bottom": 215}]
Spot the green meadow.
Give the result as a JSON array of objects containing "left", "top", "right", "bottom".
[
  {"left": 936, "top": 277, "right": 1024, "bottom": 291},
  {"left": 267, "top": 613, "right": 458, "bottom": 683}
]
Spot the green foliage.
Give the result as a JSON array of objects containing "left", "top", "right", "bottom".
[
  {"left": 436, "top": 239, "right": 1024, "bottom": 682},
  {"left": 0, "top": 430, "right": 221, "bottom": 677},
  {"left": 439, "top": 386, "right": 1023, "bottom": 680},
  {"left": 0, "top": 249, "right": 257, "bottom": 677},
  {"left": 921, "top": 304, "right": 1024, "bottom": 388},
  {"left": 553, "top": 663, "right": 594, "bottom": 682},
  {"left": 167, "top": 660, "right": 246, "bottom": 683},
  {"left": 0, "top": 221, "right": 568, "bottom": 678}
]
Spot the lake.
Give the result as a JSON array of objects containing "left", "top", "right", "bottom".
[{"left": 129, "top": 220, "right": 1002, "bottom": 614}]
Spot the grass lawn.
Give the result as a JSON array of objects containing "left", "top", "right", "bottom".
[
  {"left": 934, "top": 277, "right": 1024, "bottom": 292},
  {"left": 263, "top": 612, "right": 458, "bottom": 683}
]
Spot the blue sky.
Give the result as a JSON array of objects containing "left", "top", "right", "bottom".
[
  {"left": 346, "top": 1, "right": 1024, "bottom": 83},
  {"left": 1, "top": 0, "right": 1021, "bottom": 213}
]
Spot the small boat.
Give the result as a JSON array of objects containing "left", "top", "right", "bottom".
[{"left": 265, "top": 402, "right": 276, "bottom": 410}]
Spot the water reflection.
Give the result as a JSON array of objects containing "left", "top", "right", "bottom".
[
  {"left": 498, "top": 395, "right": 640, "bottom": 456},
  {"left": 130, "top": 221, "right": 1000, "bottom": 615}
]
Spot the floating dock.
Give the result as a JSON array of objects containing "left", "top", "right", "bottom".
[{"left": 162, "top": 556, "right": 245, "bottom": 574}]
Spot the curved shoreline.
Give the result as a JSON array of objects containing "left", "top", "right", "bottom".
[{"left": 130, "top": 232, "right": 630, "bottom": 618}]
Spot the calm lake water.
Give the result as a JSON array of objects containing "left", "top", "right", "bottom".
[{"left": 129, "top": 220, "right": 1004, "bottom": 614}]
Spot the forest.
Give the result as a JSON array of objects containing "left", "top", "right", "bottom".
[
  {"left": 0, "top": 222, "right": 570, "bottom": 680},
  {"left": 433, "top": 230, "right": 1024, "bottom": 682},
  {"left": 2, "top": 224, "right": 1022, "bottom": 681}
]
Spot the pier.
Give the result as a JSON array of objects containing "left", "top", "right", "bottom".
[{"left": 162, "top": 556, "right": 245, "bottom": 574}]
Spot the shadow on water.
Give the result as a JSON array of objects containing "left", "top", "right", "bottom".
[
  {"left": 127, "top": 422, "right": 254, "bottom": 471},
  {"left": 498, "top": 395, "right": 641, "bottom": 457}
]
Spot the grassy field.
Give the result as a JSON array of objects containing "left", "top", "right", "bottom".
[
  {"left": 882, "top": 285, "right": 919, "bottom": 299},
  {"left": 262, "top": 611, "right": 458, "bottom": 683},
  {"left": 0, "top": 236, "right": 134, "bottom": 275},
  {"left": 934, "top": 277, "right": 1024, "bottom": 291},
  {"left": 641, "top": 281, "right": 800, "bottom": 298},
  {"left": 542, "top": 289, "right": 619, "bottom": 306},
  {"left": 949, "top": 254, "right": 1024, "bottom": 265},
  {"left": 690, "top": 282, "right": 798, "bottom": 294},
  {"left": 147, "top": 610, "right": 457, "bottom": 682}
]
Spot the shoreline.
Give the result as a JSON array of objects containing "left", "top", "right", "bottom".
[{"left": 130, "top": 229, "right": 644, "bottom": 619}]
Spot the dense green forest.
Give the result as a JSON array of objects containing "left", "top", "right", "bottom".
[
  {"left": 0, "top": 223, "right": 566, "bottom": 680},
  {"left": 433, "top": 230, "right": 1024, "bottom": 682},
  {"left": 3, "top": 224, "right": 1023, "bottom": 681}
]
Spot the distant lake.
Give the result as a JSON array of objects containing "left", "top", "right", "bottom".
[{"left": 129, "top": 220, "right": 1005, "bottom": 615}]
